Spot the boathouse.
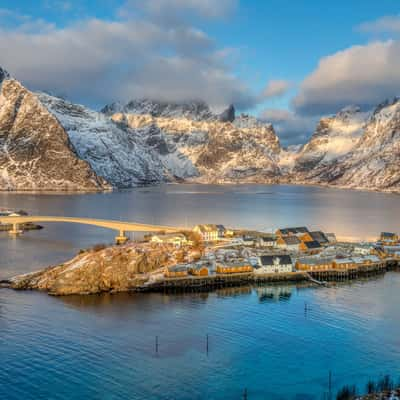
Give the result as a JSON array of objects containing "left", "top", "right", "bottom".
[
  {"left": 188, "top": 263, "right": 210, "bottom": 276},
  {"left": 216, "top": 262, "right": 253, "bottom": 274},
  {"left": 296, "top": 257, "right": 334, "bottom": 271}
]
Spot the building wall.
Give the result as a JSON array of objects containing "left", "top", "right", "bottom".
[
  {"left": 216, "top": 265, "right": 253, "bottom": 274},
  {"left": 255, "top": 264, "right": 293, "bottom": 274}
]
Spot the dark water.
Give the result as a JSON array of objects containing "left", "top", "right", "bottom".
[{"left": 0, "top": 185, "right": 400, "bottom": 399}]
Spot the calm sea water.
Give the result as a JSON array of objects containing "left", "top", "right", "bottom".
[{"left": 0, "top": 184, "right": 399, "bottom": 399}]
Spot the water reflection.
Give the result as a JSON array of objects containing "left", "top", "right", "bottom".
[{"left": 256, "top": 285, "right": 293, "bottom": 302}]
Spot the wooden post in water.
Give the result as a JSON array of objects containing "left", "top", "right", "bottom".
[
  {"left": 206, "top": 334, "right": 209, "bottom": 355},
  {"left": 243, "top": 388, "right": 248, "bottom": 400},
  {"left": 155, "top": 335, "right": 159, "bottom": 354},
  {"left": 328, "top": 370, "right": 332, "bottom": 400}
]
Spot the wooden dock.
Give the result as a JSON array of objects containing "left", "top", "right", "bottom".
[{"left": 138, "top": 260, "right": 399, "bottom": 293}]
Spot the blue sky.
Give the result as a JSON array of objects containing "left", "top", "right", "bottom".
[{"left": 1, "top": 0, "right": 400, "bottom": 144}]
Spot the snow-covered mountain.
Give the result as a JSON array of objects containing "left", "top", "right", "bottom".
[
  {"left": 102, "top": 99, "right": 217, "bottom": 121},
  {"left": 109, "top": 103, "right": 282, "bottom": 183},
  {"left": 38, "top": 93, "right": 167, "bottom": 188},
  {"left": 0, "top": 65, "right": 399, "bottom": 193},
  {"left": 286, "top": 101, "right": 400, "bottom": 192},
  {"left": 0, "top": 72, "right": 108, "bottom": 191},
  {"left": 292, "top": 106, "right": 370, "bottom": 172}
]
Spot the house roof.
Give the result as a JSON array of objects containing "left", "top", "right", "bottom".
[
  {"left": 216, "top": 224, "right": 226, "bottom": 230},
  {"left": 190, "top": 263, "right": 209, "bottom": 271},
  {"left": 220, "top": 262, "right": 251, "bottom": 268},
  {"left": 381, "top": 232, "right": 397, "bottom": 237},
  {"left": 298, "top": 256, "right": 334, "bottom": 265},
  {"left": 260, "top": 255, "right": 292, "bottom": 266},
  {"left": 334, "top": 258, "right": 354, "bottom": 264},
  {"left": 153, "top": 233, "right": 186, "bottom": 240},
  {"left": 309, "top": 231, "right": 329, "bottom": 243},
  {"left": 281, "top": 236, "right": 301, "bottom": 245},
  {"left": 303, "top": 240, "right": 322, "bottom": 249},
  {"left": 167, "top": 264, "right": 189, "bottom": 272},
  {"left": 194, "top": 224, "right": 218, "bottom": 233},
  {"left": 279, "top": 227, "right": 309, "bottom": 235},
  {"left": 261, "top": 236, "right": 276, "bottom": 242},
  {"left": 325, "top": 233, "right": 337, "bottom": 241}
]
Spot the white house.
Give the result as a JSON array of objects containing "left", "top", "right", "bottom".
[
  {"left": 151, "top": 233, "right": 190, "bottom": 247},
  {"left": 257, "top": 236, "right": 277, "bottom": 248},
  {"left": 193, "top": 224, "right": 220, "bottom": 242},
  {"left": 353, "top": 244, "right": 374, "bottom": 255},
  {"left": 255, "top": 255, "right": 293, "bottom": 274},
  {"left": 276, "top": 235, "right": 301, "bottom": 251}
]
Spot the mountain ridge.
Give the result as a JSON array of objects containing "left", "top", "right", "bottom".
[{"left": 0, "top": 67, "right": 398, "bottom": 193}]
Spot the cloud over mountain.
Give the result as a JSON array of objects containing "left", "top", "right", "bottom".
[
  {"left": 292, "top": 40, "right": 400, "bottom": 115},
  {"left": 260, "top": 108, "right": 317, "bottom": 145},
  {"left": 262, "top": 80, "right": 291, "bottom": 99},
  {"left": 0, "top": 0, "right": 256, "bottom": 109}
]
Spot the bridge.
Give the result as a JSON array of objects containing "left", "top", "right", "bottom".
[{"left": 0, "top": 215, "right": 185, "bottom": 244}]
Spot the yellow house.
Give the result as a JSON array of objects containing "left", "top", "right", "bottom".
[
  {"left": 189, "top": 265, "right": 209, "bottom": 276},
  {"left": 296, "top": 257, "right": 334, "bottom": 271},
  {"left": 216, "top": 262, "right": 253, "bottom": 274}
]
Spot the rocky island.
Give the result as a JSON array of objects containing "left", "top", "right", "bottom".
[{"left": 4, "top": 226, "right": 399, "bottom": 296}]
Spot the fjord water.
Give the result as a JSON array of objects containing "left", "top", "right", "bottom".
[{"left": 0, "top": 184, "right": 400, "bottom": 399}]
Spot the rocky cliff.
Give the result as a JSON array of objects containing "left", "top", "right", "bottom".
[
  {"left": 9, "top": 242, "right": 182, "bottom": 295},
  {"left": 0, "top": 74, "right": 108, "bottom": 191},
  {"left": 38, "top": 93, "right": 167, "bottom": 188}
]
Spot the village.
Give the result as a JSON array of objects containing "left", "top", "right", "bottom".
[
  {"left": 1, "top": 207, "right": 399, "bottom": 290},
  {"left": 146, "top": 223, "right": 400, "bottom": 287}
]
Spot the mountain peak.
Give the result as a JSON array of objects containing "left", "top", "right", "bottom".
[
  {"left": 102, "top": 98, "right": 215, "bottom": 121},
  {"left": 0, "top": 67, "right": 10, "bottom": 84},
  {"left": 218, "top": 104, "right": 235, "bottom": 122}
]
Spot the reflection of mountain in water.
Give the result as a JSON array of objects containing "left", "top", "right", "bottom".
[{"left": 256, "top": 285, "right": 293, "bottom": 302}]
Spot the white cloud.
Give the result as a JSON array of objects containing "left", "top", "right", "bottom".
[
  {"left": 0, "top": 8, "right": 55, "bottom": 33},
  {"left": 120, "top": 0, "right": 237, "bottom": 23},
  {"left": 260, "top": 108, "right": 318, "bottom": 145},
  {"left": 262, "top": 79, "right": 291, "bottom": 99},
  {"left": 0, "top": 3, "right": 257, "bottom": 109},
  {"left": 293, "top": 40, "right": 400, "bottom": 115},
  {"left": 357, "top": 15, "right": 400, "bottom": 34}
]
